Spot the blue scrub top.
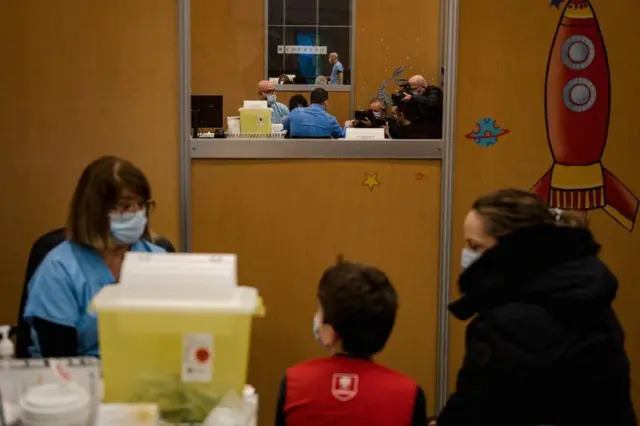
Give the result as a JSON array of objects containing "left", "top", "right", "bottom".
[
  {"left": 23, "top": 240, "right": 165, "bottom": 357},
  {"left": 330, "top": 61, "right": 344, "bottom": 85}
]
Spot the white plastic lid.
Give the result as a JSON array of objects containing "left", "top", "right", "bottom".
[
  {"left": 242, "top": 100, "right": 268, "bottom": 109},
  {"left": 92, "top": 284, "right": 259, "bottom": 313},
  {"left": 20, "top": 383, "right": 90, "bottom": 421},
  {"left": 120, "top": 252, "right": 237, "bottom": 287}
]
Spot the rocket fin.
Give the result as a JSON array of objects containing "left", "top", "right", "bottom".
[
  {"left": 602, "top": 168, "right": 639, "bottom": 231},
  {"left": 531, "top": 168, "right": 553, "bottom": 204}
]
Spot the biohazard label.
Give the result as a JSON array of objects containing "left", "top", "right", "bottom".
[{"left": 181, "top": 334, "right": 213, "bottom": 383}]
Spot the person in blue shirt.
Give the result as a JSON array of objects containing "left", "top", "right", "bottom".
[
  {"left": 258, "top": 80, "right": 289, "bottom": 123},
  {"left": 23, "top": 156, "right": 166, "bottom": 358},
  {"left": 282, "top": 88, "right": 349, "bottom": 139},
  {"left": 328, "top": 53, "right": 344, "bottom": 85}
]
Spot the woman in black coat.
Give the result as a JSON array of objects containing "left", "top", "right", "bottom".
[{"left": 436, "top": 188, "right": 636, "bottom": 426}]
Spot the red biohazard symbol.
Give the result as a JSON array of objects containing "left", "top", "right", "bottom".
[
  {"left": 331, "top": 373, "right": 359, "bottom": 401},
  {"left": 194, "top": 347, "right": 211, "bottom": 363}
]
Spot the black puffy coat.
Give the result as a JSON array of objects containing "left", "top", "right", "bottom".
[{"left": 438, "top": 225, "right": 636, "bottom": 426}]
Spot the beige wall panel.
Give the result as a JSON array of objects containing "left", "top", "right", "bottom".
[
  {"left": 0, "top": 0, "right": 180, "bottom": 326},
  {"left": 192, "top": 160, "right": 441, "bottom": 424}
]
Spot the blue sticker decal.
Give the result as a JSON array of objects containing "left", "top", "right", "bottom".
[{"left": 465, "top": 117, "right": 510, "bottom": 147}]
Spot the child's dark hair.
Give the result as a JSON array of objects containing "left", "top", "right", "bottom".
[{"left": 317, "top": 257, "right": 397, "bottom": 358}]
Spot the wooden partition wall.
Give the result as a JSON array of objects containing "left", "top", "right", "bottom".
[
  {"left": 191, "top": 0, "right": 440, "bottom": 122},
  {"left": 191, "top": 160, "right": 441, "bottom": 424},
  {"left": 191, "top": 0, "right": 263, "bottom": 122},
  {"left": 0, "top": 0, "right": 180, "bottom": 326},
  {"left": 353, "top": 0, "right": 440, "bottom": 110},
  {"left": 453, "top": 0, "right": 640, "bottom": 413}
]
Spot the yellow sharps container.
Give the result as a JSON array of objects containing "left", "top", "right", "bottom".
[
  {"left": 239, "top": 101, "right": 272, "bottom": 135},
  {"left": 93, "top": 283, "right": 263, "bottom": 424}
]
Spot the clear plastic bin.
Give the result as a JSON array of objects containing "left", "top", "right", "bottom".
[{"left": 92, "top": 284, "right": 262, "bottom": 424}]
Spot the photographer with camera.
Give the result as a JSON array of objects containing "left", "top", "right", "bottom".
[
  {"left": 346, "top": 99, "right": 394, "bottom": 138},
  {"left": 391, "top": 75, "right": 443, "bottom": 139}
]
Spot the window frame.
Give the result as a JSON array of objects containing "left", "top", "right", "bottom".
[
  {"left": 182, "top": 0, "right": 450, "bottom": 164},
  {"left": 264, "top": 0, "right": 355, "bottom": 91}
]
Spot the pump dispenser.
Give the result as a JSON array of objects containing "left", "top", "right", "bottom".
[{"left": 0, "top": 326, "right": 14, "bottom": 360}]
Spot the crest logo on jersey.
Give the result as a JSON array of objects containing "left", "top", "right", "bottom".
[{"left": 331, "top": 373, "right": 359, "bottom": 401}]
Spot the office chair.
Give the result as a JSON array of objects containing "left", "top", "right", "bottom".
[{"left": 14, "top": 227, "right": 176, "bottom": 358}]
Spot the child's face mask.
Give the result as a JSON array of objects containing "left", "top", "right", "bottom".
[
  {"left": 313, "top": 313, "right": 321, "bottom": 342},
  {"left": 313, "top": 311, "right": 338, "bottom": 351}
]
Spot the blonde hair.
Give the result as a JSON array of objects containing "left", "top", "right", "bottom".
[{"left": 472, "top": 188, "right": 588, "bottom": 238}]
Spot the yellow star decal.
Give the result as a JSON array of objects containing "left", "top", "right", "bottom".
[{"left": 362, "top": 173, "right": 380, "bottom": 191}]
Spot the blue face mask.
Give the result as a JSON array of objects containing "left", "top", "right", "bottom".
[
  {"left": 266, "top": 95, "right": 277, "bottom": 106},
  {"left": 461, "top": 248, "right": 481, "bottom": 270},
  {"left": 109, "top": 210, "right": 147, "bottom": 245},
  {"left": 373, "top": 111, "right": 382, "bottom": 119}
]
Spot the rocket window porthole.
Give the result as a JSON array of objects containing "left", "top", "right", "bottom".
[
  {"left": 563, "top": 77, "right": 596, "bottom": 112},
  {"left": 561, "top": 35, "right": 595, "bottom": 70}
]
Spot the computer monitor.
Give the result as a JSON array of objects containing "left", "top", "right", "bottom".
[{"left": 191, "top": 95, "right": 223, "bottom": 137}]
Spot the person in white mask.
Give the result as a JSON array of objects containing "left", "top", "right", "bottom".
[
  {"left": 23, "top": 156, "right": 166, "bottom": 358},
  {"left": 257, "top": 80, "right": 289, "bottom": 124},
  {"left": 432, "top": 188, "right": 636, "bottom": 426}
]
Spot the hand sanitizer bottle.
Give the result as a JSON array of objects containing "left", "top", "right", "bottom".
[
  {"left": 0, "top": 326, "right": 14, "bottom": 368},
  {"left": 0, "top": 325, "right": 12, "bottom": 426}
]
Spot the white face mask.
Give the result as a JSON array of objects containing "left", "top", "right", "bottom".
[
  {"left": 109, "top": 210, "right": 147, "bottom": 245},
  {"left": 313, "top": 314, "right": 321, "bottom": 342},
  {"left": 461, "top": 248, "right": 481, "bottom": 270}
]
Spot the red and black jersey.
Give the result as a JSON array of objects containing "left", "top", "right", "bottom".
[{"left": 275, "top": 355, "right": 427, "bottom": 426}]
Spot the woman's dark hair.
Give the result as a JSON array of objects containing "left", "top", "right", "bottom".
[
  {"left": 472, "top": 188, "right": 588, "bottom": 239},
  {"left": 317, "top": 258, "right": 397, "bottom": 358},
  {"left": 288, "top": 94, "right": 308, "bottom": 111},
  {"left": 67, "top": 156, "right": 153, "bottom": 250},
  {"left": 278, "top": 74, "right": 292, "bottom": 85}
]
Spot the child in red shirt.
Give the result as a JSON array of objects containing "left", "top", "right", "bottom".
[{"left": 275, "top": 258, "right": 428, "bottom": 426}]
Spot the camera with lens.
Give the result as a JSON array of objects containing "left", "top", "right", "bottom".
[
  {"left": 391, "top": 91, "right": 407, "bottom": 106},
  {"left": 353, "top": 109, "right": 385, "bottom": 128},
  {"left": 391, "top": 80, "right": 411, "bottom": 106}
]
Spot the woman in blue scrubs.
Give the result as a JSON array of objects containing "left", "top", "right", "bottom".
[{"left": 23, "top": 156, "right": 166, "bottom": 358}]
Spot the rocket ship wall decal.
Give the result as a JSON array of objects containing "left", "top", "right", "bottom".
[{"left": 532, "top": 0, "right": 639, "bottom": 231}]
